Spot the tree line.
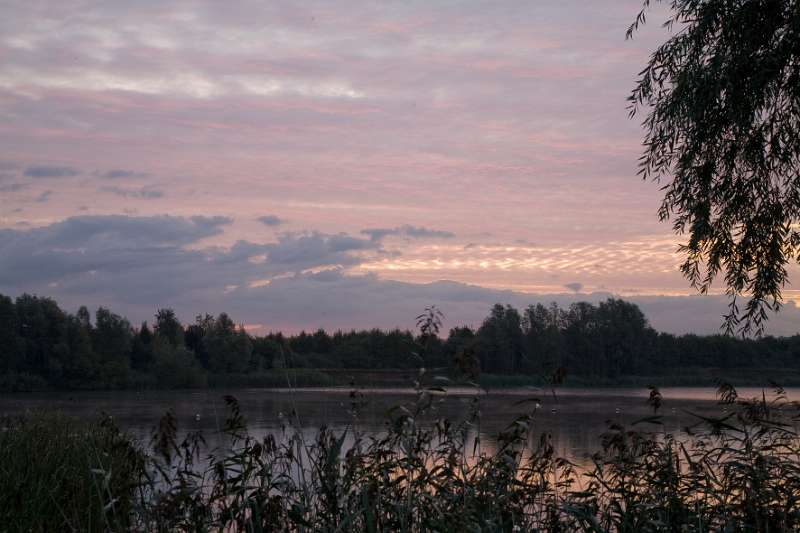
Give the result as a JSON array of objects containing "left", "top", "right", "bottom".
[{"left": 1, "top": 293, "right": 799, "bottom": 390}]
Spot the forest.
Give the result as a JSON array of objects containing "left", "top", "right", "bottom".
[{"left": 2, "top": 292, "right": 800, "bottom": 391}]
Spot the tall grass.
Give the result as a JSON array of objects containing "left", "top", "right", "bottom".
[
  {"left": 0, "top": 412, "right": 144, "bottom": 532},
  {"left": 4, "top": 382, "right": 800, "bottom": 531}
]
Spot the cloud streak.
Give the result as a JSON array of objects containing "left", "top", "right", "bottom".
[
  {"left": 23, "top": 165, "right": 79, "bottom": 178},
  {"left": 100, "top": 186, "right": 164, "bottom": 199},
  {"left": 257, "top": 215, "right": 286, "bottom": 226},
  {"left": 362, "top": 225, "right": 455, "bottom": 242},
  {"left": 98, "top": 169, "right": 149, "bottom": 179},
  {"left": 34, "top": 190, "right": 52, "bottom": 203}
]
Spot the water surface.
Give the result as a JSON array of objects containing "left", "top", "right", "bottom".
[{"left": 2, "top": 386, "right": 795, "bottom": 464}]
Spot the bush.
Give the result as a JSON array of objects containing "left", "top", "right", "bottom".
[{"left": 0, "top": 413, "right": 145, "bottom": 532}]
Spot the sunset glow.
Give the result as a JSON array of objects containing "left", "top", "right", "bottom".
[{"left": 3, "top": 0, "right": 799, "bottom": 334}]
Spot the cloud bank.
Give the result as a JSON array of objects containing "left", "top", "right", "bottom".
[{"left": 2, "top": 215, "right": 799, "bottom": 336}]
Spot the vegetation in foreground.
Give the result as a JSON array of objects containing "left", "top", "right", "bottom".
[
  {"left": 0, "top": 412, "right": 143, "bottom": 531},
  {"left": 5, "top": 292, "right": 800, "bottom": 392},
  {"left": 2, "top": 382, "right": 800, "bottom": 532}
]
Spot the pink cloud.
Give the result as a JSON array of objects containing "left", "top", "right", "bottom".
[{"left": 0, "top": 0, "right": 723, "bottom": 329}]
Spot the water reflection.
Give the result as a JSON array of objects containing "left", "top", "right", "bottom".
[{"left": 1, "top": 386, "right": 796, "bottom": 466}]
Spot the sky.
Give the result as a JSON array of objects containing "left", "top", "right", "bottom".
[{"left": 2, "top": 0, "right": 800, "bottom": 335}]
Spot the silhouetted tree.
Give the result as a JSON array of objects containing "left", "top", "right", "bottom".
[
  {"left": 151, "top": 337, "right": 205, "bottom": 388},
  {"left": 62, "top": 314, "right": 97, "bottom": 386},
  {"left": 593, "top": 299, "right": 655, "bottom": 376},
  {"left": 92, "top": 307, "right": 131, "bottom": 386},
  {"left": 522, "top": 303, "right": 567, "bottom": 375},
  {"left": 3, "top": 292, "right": 800, "bottom": 391},
  {"left": 185, "top": 314, "right": 214, "bottom": 368},
  {"left": 476, "top": 304, "right": 525, "bottom": 374},
  {"left": 15, "top": 295, "right": 69, "bottom": 381},
  {"left": 251, "top": 336, "right": 283, "bottom": 370},
  {"left": 154, "top": 308, "right": 184, "bottom": 348},
  {"left": 0, "top": 295, "right": 23, "bottom": 374},
  {"left": 204, "top": 313, "right": 252, "bottom": 374},
  {"left": 445, "top": 326, "right": 480, "bottom": 380},
  {"left": 77, "top": 305, "right": 92, "bottom": 328},
  {"left": 629, "top": 0, "right": 800, "bottom": 334},
  {"left": 131, "top": 322, "right": 154, "bottom": 372}
]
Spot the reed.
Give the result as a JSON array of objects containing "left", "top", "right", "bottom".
[
  {"left": 4, "top": 380, "right": 800, "bottom": 531},
  {"left": 0, "top": 412, "right": 145, "bottom": 532}
]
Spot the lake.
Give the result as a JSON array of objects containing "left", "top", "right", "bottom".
[{"left": 1, "top": 386, "right": 795, "bottom": 466}]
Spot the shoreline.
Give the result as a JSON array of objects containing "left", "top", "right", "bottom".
[{"left": 3, "top": 367, "right": 800, "bottom": 394}]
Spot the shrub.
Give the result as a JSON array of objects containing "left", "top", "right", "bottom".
[{"left": 0, "top": 413, "right": 145, "bottom": 532}]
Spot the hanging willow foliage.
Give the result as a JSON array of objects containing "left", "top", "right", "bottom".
[{"left": 628, "top": 0, "right": 800, "bottom": 335}]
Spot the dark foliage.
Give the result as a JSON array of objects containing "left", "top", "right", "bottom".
[
  {"left": 0, "top": 412, "right": 145, "bottom": 532},
  {"left": 3, "top": 292, "right": 800, "bottom": 390},
  {"left": 629, "top": 0, "right": 800, "bottom": 335}
]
